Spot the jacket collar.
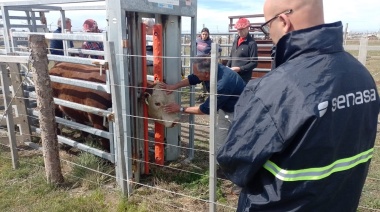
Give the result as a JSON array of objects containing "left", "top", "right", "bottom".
[
  {"left": 274, "top": 21, "right": 344, "bottom": 68},
  {"left": 236, "top": 33, "right": 253, "bottom": 43}
]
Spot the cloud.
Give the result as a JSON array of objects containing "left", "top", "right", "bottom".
[
  {"left": 33, "top": 0, "right": 380, "bottom": 33},
  {"left": 324, "top": 0, "right": 380, "bottom": 32}
]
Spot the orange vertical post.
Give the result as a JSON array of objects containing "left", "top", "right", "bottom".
[
  {"left": 141, "top": 23, "right": 150, "bottom": 174},
  {"left": 153, "top": 24, "right": 165, "bottom": 165}
]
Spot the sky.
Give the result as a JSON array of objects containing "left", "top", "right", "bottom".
[{"left": 20, "top": 0, "right": 380, "bottom": 33}]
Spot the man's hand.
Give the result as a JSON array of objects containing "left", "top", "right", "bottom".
[
  {"left": 230, "top": 67, "right": 241, "bottom": 72},
  {"left": 164, "top": 103, "right": 181, "bottom": 113},
  {"left": 158, "top": 82, "right": 176, "bottom": 94}
]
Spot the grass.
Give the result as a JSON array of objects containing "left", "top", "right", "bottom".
[{"left": 0, "top": 146, "right": 140, "bottom": 212}]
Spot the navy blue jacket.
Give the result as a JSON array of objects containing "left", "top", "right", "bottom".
[
  {"left": 50, "top": 28, "right": 74, "bottom": 55},
  {"left": 226, "top": 34, "right": 258, "bottom": 83},
  {"left": 188, "top": 64, "right": 245, "bottom": 114},
  {"left": 217, "top": 22, "right": 379, "bottom": 211}
]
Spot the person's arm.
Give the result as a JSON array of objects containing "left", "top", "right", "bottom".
[
  {"left": 159, "top": 79, "right": 190, "bottom": 94},
  {"left": 164, "top": 103, "right": 205, "bottom": 115}
]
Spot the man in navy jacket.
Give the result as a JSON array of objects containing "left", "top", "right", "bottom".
[
  {"left": 160, "top": 55, "right": 245, "bottom": 151},
  {"left": 50, "top": 18, "right": 74, "bottom": 55},
  {"left": 217, "top": 0, "right": 380, "bottom": 211}
]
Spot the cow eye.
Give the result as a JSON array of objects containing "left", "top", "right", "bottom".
[{"left": 155, "top": 102, "right": 161, "bottom": 106}]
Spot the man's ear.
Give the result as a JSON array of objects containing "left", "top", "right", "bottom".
[
  {"left": 279, "top": 14, "right": 292, "bottom": 34},
  {"left": 205, "top": 72, "right": 210, "bottom": 78}
]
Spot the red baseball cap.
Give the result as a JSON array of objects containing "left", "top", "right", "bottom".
[
  {"left": 234, "top": 18, "right": 250, "bottom": 30},
  {"left": 83, "top": 19, "right": 99, "bottom": 32}
]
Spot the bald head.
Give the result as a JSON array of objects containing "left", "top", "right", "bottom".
[{"left": 263, "top": 0, "right": 325, "bottom": 44}]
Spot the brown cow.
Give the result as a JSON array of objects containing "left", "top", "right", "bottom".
[
  {"left": 49, "top": 62, "right": 111, "bottom": 150},
  {"left": 50, "top": 62, "right": 179, "bottom": 151}
]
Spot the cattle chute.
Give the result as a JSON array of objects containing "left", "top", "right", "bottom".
[{"left": 0, "top": 0, "right": 197, "bottom": 196}]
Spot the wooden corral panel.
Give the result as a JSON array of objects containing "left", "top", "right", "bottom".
[{"left": 252, "top": 40, "right": 273, "bottom": 79}]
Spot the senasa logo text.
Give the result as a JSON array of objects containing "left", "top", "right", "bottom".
[{"left": 332, "top": 89, "right": 377, "bottom": 112}]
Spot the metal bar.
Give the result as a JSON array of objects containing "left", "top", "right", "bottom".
[
  {"left": 11, "top": 31, "right": 105, "bottom": 42},
  {"left": 0, "top": 65, "right": 19, "bottom": 169},
  {"left": 29, "top": 109, "right": 112, "bottom": 139},
  {"left": 358, "top": 38, "right": 368, "bottom": 66},
  {"left": 32, "top": 126, "right": 114, "bottom": 162},
  {"left": 49, "top": 75, "right": 109, "bottom": 93},
  {"left": 0, "top": 56, "right": 29, "bottom": 63},
  {"left": 141, "top": 21, "right": 149, "bottom": 174},
  {"left": 30, "top": 11, "right": 37, "bottom": 32},
  {"left": 6, "top": 5, "right": 63, "bottom": 11},
  {"left": 0, "top": 0, "right": 104, "bottom": 6},
  {"left": 106, "top": 39, "right": 130, "bottom": 194},
  {"left": 219, "top": 56, "right": 273, "bottom": 61},
  {"left": 48, "top": 55, "right": 106, "bottom": 65},
  {"left": 107, "top": 1, "right": 131, "bottom": 196},
  {"left": 228, "top": 14, "right": 264, "bottom": 19},
  {"left": 59, "top": 5, "right": 106, "bottom": 10},
  {"left": 8, "top": 24, "right": 44, "bottom": 28},
  {"left": 9, "top": 52, "right": 107, "bottom": 66},
  {"left": 254, "top": 68, "right": 271, "bottom": 72},
  {"left": 209, "top": 43, "right": 219, "bottom": 212},
  {"left": 187, "top": 16, "right": 196, "bottom": 161},
  {"left": 1, "top": 15, "right": 42, "bottom": 20},
  {"left": 107, "top": 108, "right": 115, "bottom": 164},
  {"left": 1, "top": 6, "right": 11, "bottom": 53},
  {"left": 28, "top": 92, "right": 111, "bottom": 117},
  {"left": 163, "top": 15, "right": 181, "bottom": 162},
  {"left": 66, "top": 48, "right": 105, "bottom": 57},
  {"left": 219, "top": 43, "right": 273, "bottom": 48}
]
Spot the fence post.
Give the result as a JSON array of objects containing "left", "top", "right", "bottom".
[
  {"left": 209, "top": 43, "right": 219, "bottom": 212},
  {"left": 358, "top": 37, "right": 368, "bottom": 66},
  {"left": 106, "top": 41, "right": 131, "bottom": 196},
  {"left": 28, "top": 34, "right": 63, "bottom": 184}
]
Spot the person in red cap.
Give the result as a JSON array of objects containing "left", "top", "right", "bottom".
[
  {"left": 226, "top": 18, "right": 258, "bottom": 83},
  {"left": 80, "top": 19, "right": 104, "bottom": 59}
]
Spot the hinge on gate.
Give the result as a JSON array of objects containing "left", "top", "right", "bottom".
[
  {"left": 91, "top": 62, "right": 108, "bottom": 75},
  {"left": 107, "top": 113, "right": 115, "bottom": 122},
  {"left": 123, "top": 40, "right": 129, "bottom": 48}
]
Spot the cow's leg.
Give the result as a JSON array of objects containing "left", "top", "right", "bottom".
[{"left": 54, "top": 106, "right": 64, "bottom": 135}]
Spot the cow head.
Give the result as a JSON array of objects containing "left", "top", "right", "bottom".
[{"left": 144, "top": 84, "right": 179, "bottom": 127}]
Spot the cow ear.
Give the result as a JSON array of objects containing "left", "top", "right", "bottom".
[{"left": 144, "top": 92, "right": 151, "bottom": 105}]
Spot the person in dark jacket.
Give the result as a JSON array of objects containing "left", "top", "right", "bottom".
[
  {"left": 226, "top": 18, "right": 258, "bottom": 83},
  {"left": 196, "top": 27, "right": 221, "bottom": 55},
  {"left": 196, "top": 27, "right": 222, "bottom": 102},
  {"left": 217, "top": 0, "right": 380, "bottom": 211},
  {"left": 49, "top": 18, "right": 74, "bottom": 55},
  {"left": 160, "top": 55, "right": 245, "bottom": 151}
]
